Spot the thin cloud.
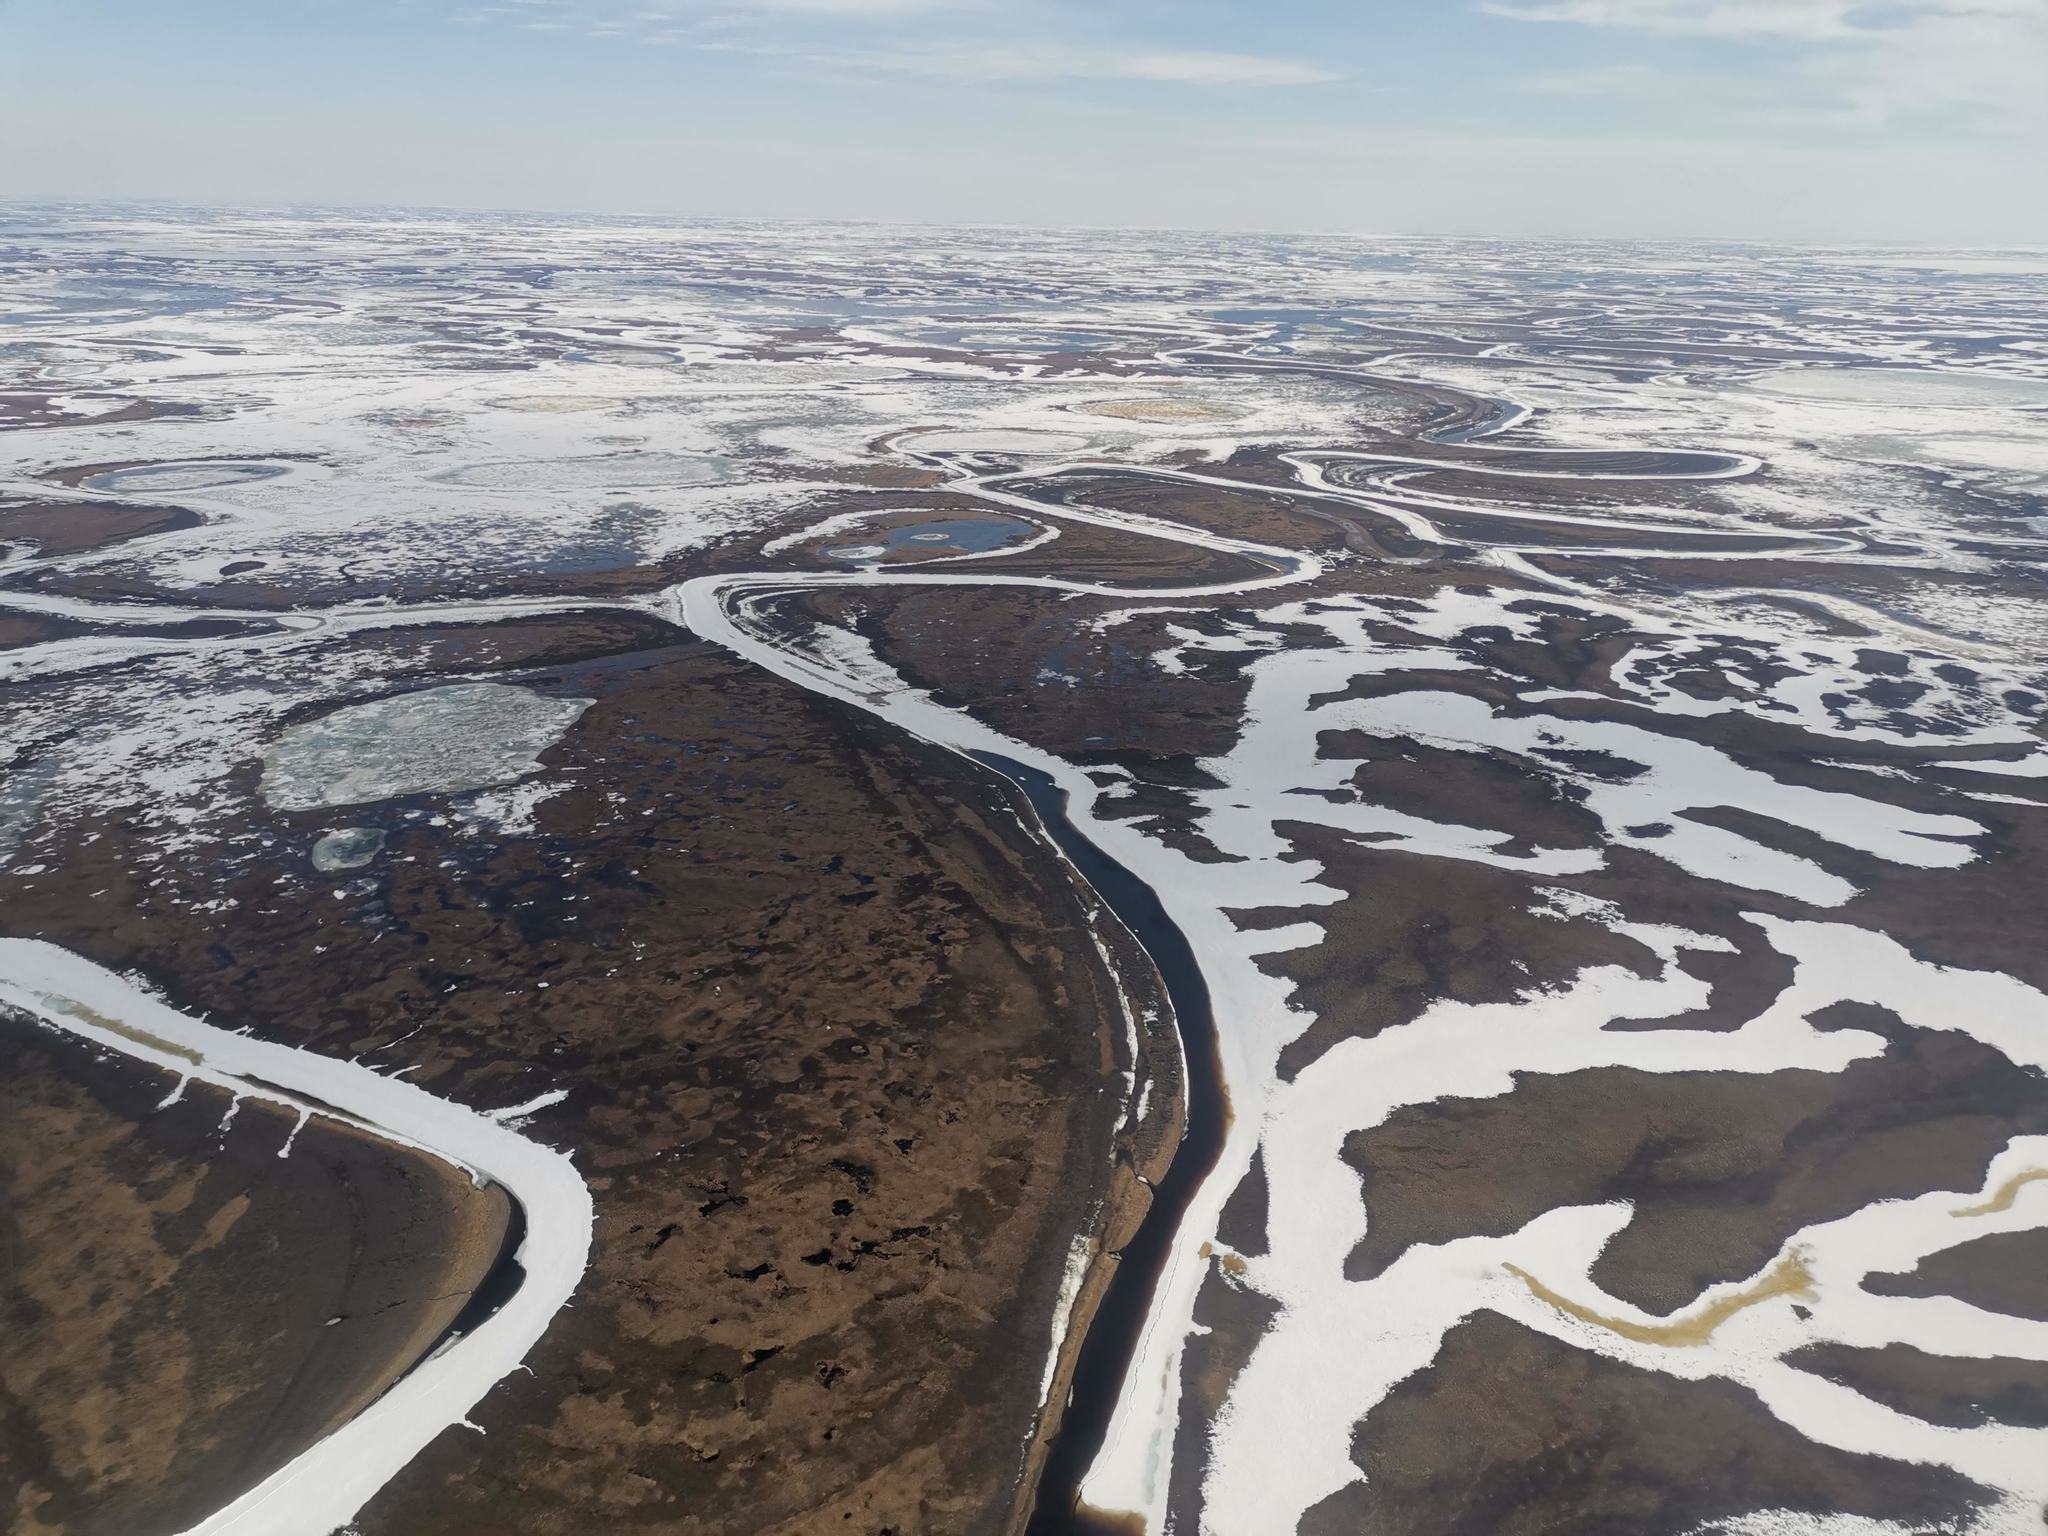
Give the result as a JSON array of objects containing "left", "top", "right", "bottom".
[
  {"left": 1480, "top": 0, "right": 1865, "bottom": 38},
  {"left": 1490, "top": 0, "right": 2046, "bottom": 133},
  {"left": 737, "top": 0, "right": 982, "bottom": 14},
  {"left": 441, "top": 0, "right": 1338, "bottom": 85},
  {"left": 1115, "top": 51, "right": 1341, "bottom": 86},
  {"left": 833, "top": 43, "right": 1341, "bottom": 86},
  {"left": 1815, "top": 3, "right": 2048, "bottom": 130},
  {"left": 1521, "top": 62, "right": 1691, "bottom": 95},
  {"left": 1481, "top": 0, "right": 2042, "bottom": 43}
]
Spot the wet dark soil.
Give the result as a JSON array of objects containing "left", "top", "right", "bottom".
[
  {"left": 0, "top": 1021, "right": 508, "bottom": 1536},
  {"left": 1311, "top": 1313, "right": 1989, "bottom": 1535}
]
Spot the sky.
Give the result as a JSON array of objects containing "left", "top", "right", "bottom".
[{"left": 2, "top": 0, "right": 2045, "bottom": 242}]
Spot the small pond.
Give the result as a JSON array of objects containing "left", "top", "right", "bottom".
[
  {"left": 262, "top": 683, "right": 592, "bottom": 811},
  {"left": 310, "top": 827, "right": 387, "bottom": 871},
  {"left": 81, "top": 461, "right": 293, "bottom": 494},
  {"left": 432, "top": 451, "right": 735, "bottom": 492},
  {"left": 901, "top": 429, "right": 1092, "bottom": 457},
  {"left": 823, "top": 515, "right": 1036, "bottom": 561}
]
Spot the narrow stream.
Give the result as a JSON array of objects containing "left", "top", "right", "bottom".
[
  {"left": 420, "top": 1200, "right": 530, "bottom": 1359},
  {"left": 967, "top": 752, "right": 1230, "bottom": 1536}
]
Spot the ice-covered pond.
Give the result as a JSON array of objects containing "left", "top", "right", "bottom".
[
  {"left": 900, "top": 429, "right": 1094, "bottom": 456},
  {"left": 81, "top": 460, "right": 294, "bottom": 494},
  {"left": 1748, "top": 368, "right": 2048, "bottom": 408},
  {"left": 430, "top": 451, "right": 735, "bottom": 491},
  {"left": 310, "top": 826, "right": 388, "bottom": 870},
  {"left": 823, "top": 515, "right": 1037, "bottom": 561},
  {"left": 262, "top": 683, "right": 591, "bottom": 811}
]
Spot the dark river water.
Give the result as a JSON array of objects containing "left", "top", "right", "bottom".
[{"left": 968, "top": 751, "right": 1229, "bottom": 1536}]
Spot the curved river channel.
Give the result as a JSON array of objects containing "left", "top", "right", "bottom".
[
  {"left": 972, "top": 753, "right": 1227, "bottom": 1536},
  {"left": 668, "top": 395, "right": 1773, "bottom": 1530},
  {"left": 2, "top": 365, "right": 1811, "bottom": 1534},
  {"left": 0, "top": 939, "right": 594, "bottom": 1536}
]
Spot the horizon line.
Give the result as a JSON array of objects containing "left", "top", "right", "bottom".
[{"left": 4, "top": 194, "right": 2045, "bottom": 255}]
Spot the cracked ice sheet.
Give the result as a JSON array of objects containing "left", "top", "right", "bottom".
[{"left": 0, "top": 602, "right": 609, "bottom": 867}]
